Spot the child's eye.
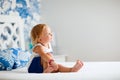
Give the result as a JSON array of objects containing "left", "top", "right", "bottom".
[
  {"left": 49, "top": 33, "right": 52, "bottom": 35},
  {"left": 48, "top": 33, "right": 50, "bottom": 35},
  {"left": 45, "top": 32, "right": 52, "bottom": 36}
]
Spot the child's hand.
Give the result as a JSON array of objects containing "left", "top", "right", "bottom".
[{"left": 50, "top": 61, "right": 58, "bottom": 71}]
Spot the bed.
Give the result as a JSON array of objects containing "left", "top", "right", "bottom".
[
  {"left": 0, "top": 62, "right": 120, "bottom": 80},
  {"left": 0, "top": 15, "right": 120, "bottom": 80}
]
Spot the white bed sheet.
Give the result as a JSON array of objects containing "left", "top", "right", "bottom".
[{"left": 0, "top": 62, "right": 120, "bottom": 80}]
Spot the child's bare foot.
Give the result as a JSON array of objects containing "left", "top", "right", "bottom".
[
  {"left": 71, "top": 60, "right": 83, "bottom": 72},
  {"left": 43, "top": 66, "right": 54, "bottom": 73}
]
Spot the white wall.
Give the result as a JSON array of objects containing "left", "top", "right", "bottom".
[{"left": 41, "top": 0, "right": 120, "bottom": 61}]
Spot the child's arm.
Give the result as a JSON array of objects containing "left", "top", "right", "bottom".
[
  {"left": 33, "top": 45, "right": 52, "bottom": 61},
  {"left": 33, "top": 46, "right": 58, "bottom": 70}
]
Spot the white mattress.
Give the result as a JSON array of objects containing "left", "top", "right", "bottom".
[{"left": 0, "top": 62, "right": 120, "bottom": 80}]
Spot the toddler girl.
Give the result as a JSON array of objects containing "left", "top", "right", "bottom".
[{"left": 28, "top": 24, "right": 83, "bottom": 73}]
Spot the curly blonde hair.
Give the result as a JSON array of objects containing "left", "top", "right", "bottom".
[{"left": 31, "top": 24, "right": 47, "bottom": 45}]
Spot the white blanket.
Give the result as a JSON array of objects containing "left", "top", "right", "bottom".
[{"left": 0, "top": 62, "right": 120, "bottom": 80}]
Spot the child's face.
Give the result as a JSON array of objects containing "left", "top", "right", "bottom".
[{"left": 38, "top": 26, "right": 53, "bottom": 44}]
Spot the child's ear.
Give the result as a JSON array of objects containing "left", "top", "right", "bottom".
[{"left": 37, "top": 38, "right": 41, "bottom": 42}]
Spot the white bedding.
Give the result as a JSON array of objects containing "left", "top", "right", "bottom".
[{"left": 0, "top": 62, "right": 120, "bottom": 80}]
